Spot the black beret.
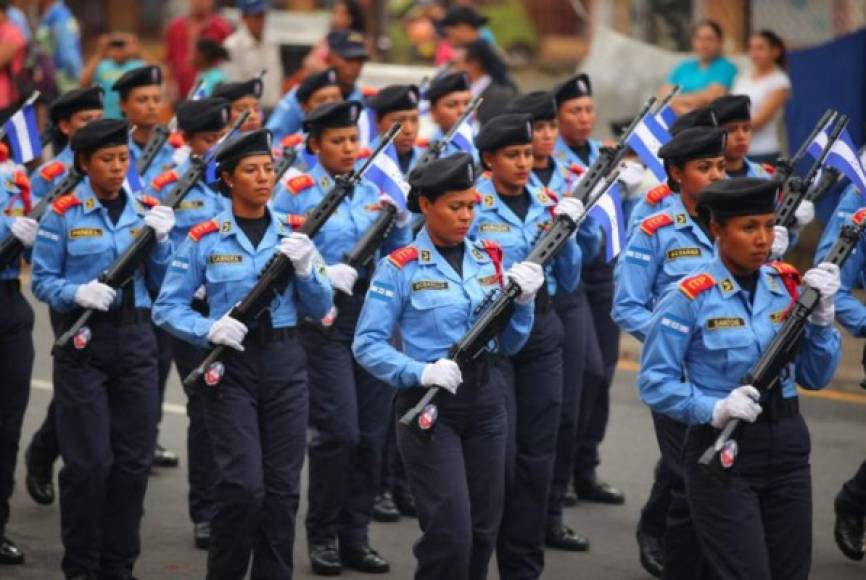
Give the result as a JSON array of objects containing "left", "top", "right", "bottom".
[
  {"left": 697, "top": 177, "right": 778, "bottom": 220},
  {"left": 212, "top": 78, "right": 263, "bottom": 103},
  {"left": 369, "top": 84, "right": 420, "bottom": 116},
  {"left": 425, "top": 72, "right": 469, "bottom": 104},
  {"left": 554, "top": 73, "right": 592, "bottom": 106},
  {"left": 112, "top": 65, "right": 162, "bottom": 98},
  {"left": 216, "top": 129, "right": 273, "bottom": 171},
  {"left": 670, "top": 106, "right": 717, "bottom": 136},
  {"left": 177, "top": 98, "right": 230, "bottom": 134},
  {"left": 296, "top": 68, "right": 339, "bottom": 104},
  {"left": 475, "top": 113, "right": 533, "bottom": 152},
  {"left": 326, "top": 30, "right": 369, "bottom": 60},
  {"left": 302, "top": 100, "right": 363, "bottom": 133},
  {"left": 504, "top": 90, "right": 557, "bottom": 122},
  {"left": 407, "top": 152, "right": 476, "bottom": 212},
  {"left": 710, "top": 94, "right": 752, "bottom": 126},
  {"left": 658, "top": 126, "right": 726, "bottom": 162},
  {"left": 50, "top": 86, "right": 104, "bottom": 124},
  {"left": 440, "top": 6, "right": 489, "bottom": 28},
  {"left": 71, "top": 118, "right": 128, "bottom": 160}
]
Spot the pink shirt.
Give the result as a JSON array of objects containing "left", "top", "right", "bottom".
[{"left": 0, "top": 20, "right": 25, "bottom": 108}]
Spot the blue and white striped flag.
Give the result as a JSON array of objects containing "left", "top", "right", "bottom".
[
  {"left": 806, "top": 120, "right": 866, "bottom": 194},
  {"left": 358, "top": 106, "right": 378, "bottom": 149},
  {"left": 654, "top": 103, "right": 677, "bottom": 131},
  {"left": 365, "top": 142, "right": 410, "bottom": 210},
  {"left": 626, "top": 112, "right": 671, "bottom": 182},
  {"left": 451, "top": 116, "right": 475, "bottom": 154},
  {"left": 191, "top": 84, "right": 208, "bottom": 101},
  {"left": 3, "top": 104, "right": 42, "bottom": 164},
  {"left": 124, "top": 161, "right": 144, "bottom": 194},
  {"left": 588, "top": 181, "right": 625, "bottom": 262}
]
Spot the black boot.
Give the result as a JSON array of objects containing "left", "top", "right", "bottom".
[
  {"left": 309, "top": 538, "right": 341, "bottom": 576},
  {"left": 636, "top": 523, "right": 664, "bottom": 577},
  {"left": 372, "top": 492, "right": 400, "bottom": 522},
  {"left": 392, "top": 487, "right": 417, "bottom": 518},
  {"left": 193, "top": 521, "right": 210, "bottom": 550},
  {"left": 574, "top": 478, "right": 625, "bottom": 505},
  {"left": 545, "top": 523, "right": 590, "bottom": 552},
  {"left": 25, "top": 448, "right": 54, "bottom": 506},
  {"left": 834, "top": 507, "right": 865, "bottom": 561},
  {"left": 0, "top": 536, "right": 24, "bottom": 565},
  {"left": 153, "top": 443, "right": 179, "bottom": 468},
  {"left": 341, "top": 544, "right": 390, "bottom": 573}
]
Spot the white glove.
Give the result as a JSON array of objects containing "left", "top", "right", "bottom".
[
  {"left": 770, "top": 225, "right": 789, "bottom": 260},
  {"left": 711, "top": 385, "right": 763, "bottom": 428},
  {"left": 553, "top": 197, "right": 585, "bottom": 223},
  {"left": 144, "top": 205, "right": 175, "bottom": 243},
  {"left": 617, "top": 160, "right": 646, "bottom": 195},
  {"left": 794, "top": 200, "right": 815, "bottom": 229},
  {"left": 804, "top": 262, "right": 840, "bottom": 326},
  {"left": 74, "top": 279, "right": 116, "bottom": 311},
  {"left": 278, "top": 232, "right": 316, "bottom": 277},
  {"left": 420, "top": 358, "right": 462, "bottom": 395},
  {"left": 326, "top": 263, "right": 358, "bottom": 295},
  {"left": 379, "top": 194, "right": 412, "bottom": 228},
  {"left": 506, "top": 261, "right": 545, "bottom": 305},
  {"left": 10, "top": 217, "right": 37, "bottom": 248},
  {"left": 207, "top": 312, "right": 248, "bottom": 352}
]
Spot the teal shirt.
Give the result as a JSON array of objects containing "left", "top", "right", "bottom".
[
  {"left": 667, "top": 57, "right": 737, "bottom": 94},
  {"left": 94, "top": 58, "right": 147, "bottom": 118},
  {"left": 195, "top": 68, "right": 228, "bottom": 97}
]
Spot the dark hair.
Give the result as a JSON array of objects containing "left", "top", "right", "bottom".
[
  {"left": 664, "top": 158, "right": 686, "bottom": 192},
  {"left": 755, "top": 29, "right": 787, "bottom": 69},
  {"left": 464, "top": 39, "right": 514, "bottom": 89},
  {"left": 692, "top": 19, "right": 723, "bottom": 41},
  {"left": 335, "top": 0, "right": 366, "bottom": 34},
  {"left": 196, "top": 38, "right": 230, "bottom": 66}
]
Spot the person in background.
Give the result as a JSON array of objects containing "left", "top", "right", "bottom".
[
  {"left": 80, "top": 33, "right": 149, "bottom": 120},
  {"left": 367, "top": 84, "right": 423, "bottom": 174},
  {"left": 35, "top": 0, "right": 82, "bottom": 94},
  {"left": 451, "top": 39, "right": 516, "bottom": 125},
  {"left": 164, "top": 0, "right": 232, "bottom": 100},
  {"left": 6, "top": 1, "right": 30, "bottom": 42},
  {"left": 222, "top": 0, "right": 283, "bottom": 115},
  {"left": 425, "top": 71, "right": 477, "bottom": 163},
  {"left": 553, "top": 73, "right": 601, "bottom": 171},
  {"left": 212, "top": 77, "right": 265, "bottom": 133},
  {"left": 659, "top": 19, "right": 737, "bottom": 116},
  {"left": 731, "top": 29, "right": 791, "bottom": 165},
  {"left": 0, "top": 0, "right": 26, "bottom": 120},
  {"left": 193, "top": 38, "right": 229, "bottom": 97},
  {"left": 302, "top": 0, "right": 368, "bottom": 74}
]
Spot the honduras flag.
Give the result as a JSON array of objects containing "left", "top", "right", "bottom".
[
  {"left": 358, "top": 106, "right": 378, "bottom": 149},
  {"left": 654, "top": 103, "right": 677, "bottom": 131},
  {"left": 365, "top": 142, "right": 410, "bottom": 210},
  {"left": 626, "top": 111, "right": 671, "bottom": 182},
  {"left": 588, "top": 181, "right": 625, "bottom": 262},
  {"left": 3, "top": 104, "right": 42, "bottom": 164},
  {"left": 806, "top": 116, "right": 835, "bottom": 160},
  {"left": 807, "top": 121, "right": 866, "bottom": 193},
  {"left": 451, "top": 116, "right": 475, "bottom": 154},
  {"left": 124, "top": 161, "right": 144, "bottom": 194}
]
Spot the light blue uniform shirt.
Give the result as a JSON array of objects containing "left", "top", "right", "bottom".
[
  {"left": 266, "top": 84, "right": 364, "bottom": 145},
  {"left": 428, "top": 127, "right": 479, "bottom": 165},
  {"left": 30, "top": 147, "right": 74, "bottom": 201},
  {"left": 130, "top": 137, "right": 177, "bottom": 190},
  {"left": 93, "top": 58, "right": 147, "bottom": 119},
  {"left": 816, "top": 184, "right": 861, "bottom": 263},
  {"left": 553, "top": 136, "right": 601, "bottom": 172}
]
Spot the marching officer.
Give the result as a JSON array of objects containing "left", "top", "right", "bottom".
[
  {"left": 153, "top": 129, "right": 333, "bottom": 579},
  {"left": 272, "top": 100, "right": 412, "bottom": 575},
  {"left": 639, "top": 177, "right": 841, "bottom": 580},
  {"left": 425, "top": 72, "right": 479, "bottom": 163},
  {"left": 148, "top": 97, "right": 233, "bottom": 549},
  {"left": 0, "top": 165, "right": 37, "bottom": 566},
  {"left": 31, "top": 118, "right": 176, "bottom": 580},
  {"left": 352, "top": 152, "right": 543, "bottom": 580},
  {"left": 469, "top": 113, "right": 587, "bottom": 579},
  {"left": 368, "top": 84, "right": 425, "bottom": 174},
  {"left": 213, "top": 77, "right": 265, "bottom": 133},
  {"left": 552, "top": 73, "right": 601, "bottom": 170},
  {"left": 266, "top": 67, "right": 343, "bottom": 146},
  {"left": 709, "top": 95, "right": 774, "bottom": 178}
]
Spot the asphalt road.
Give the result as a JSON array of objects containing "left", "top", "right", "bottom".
[{"left": 5, "top": 297, "right": 866, "bottom": 579}]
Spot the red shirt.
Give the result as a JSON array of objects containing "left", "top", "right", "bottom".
[
  {"left": 0, "top": 21, "right": 25, "bottom": 108},
  {"left": 165, "top": 14, "right": 233, "bottom": 97}
]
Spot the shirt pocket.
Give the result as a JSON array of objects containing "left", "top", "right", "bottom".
[
  {"left": 408, "top": 281, "right": 467, "bottom": 348},
  {"left": 66, "top": 228, "right": 113, "bottom": 274},
  {"left": 205, "top": 257, "right": 249, "bottom": 309},
  {"left": 699, "top": 322, "right": 759, "bottom": 381}
]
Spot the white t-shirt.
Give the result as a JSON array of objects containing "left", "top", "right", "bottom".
[{"left": 732, "top": 67, "right": 791, "bottom": 155}]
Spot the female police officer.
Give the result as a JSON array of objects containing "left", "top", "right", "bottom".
[
  {"left": 353, "top": 152, "right": 543, "bottom": 580},
  {"left": 213, "top": 77, "right": 265, "bottom": 133},
  {"left": 31, "top": 118, "right": 176, "bottom": 580},
  {"left": 470, "top": 113, "right": 587, "bottom": 580},
  {"left": 272, "top": 100, "right": 412, "bottom": 575},
  {"left": 153, "top": 129, "right": 332, "bottom": 579},
  {"left": 639, "top": 177, "right": 841, "bottom": 580}
]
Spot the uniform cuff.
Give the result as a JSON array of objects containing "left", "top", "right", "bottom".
[
  {"left": 401, "top": 360, "right": 427, "bottom": 389},
  {"left": 692, "top": 394, "right": 718, "bottom": 425}
]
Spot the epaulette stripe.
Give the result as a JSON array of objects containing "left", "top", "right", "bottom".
[
  {"left": 640, "top": 213, "right": 674, "bottom": 236},
  {"left": 286, "top": 174, "right": 314, "bottom": 195},
  {"left": 40, "top": 161, "right": 66, "bottom": 181},
  {"left": 168, "top": 132, "right": 185, "bottom": 148},
  {"left": 387, "top": 246, "right": 418, "bottom": 269},
  {"left": 678, "top": 273, "right": 716, "bottom": 300},
  {"left": 646, "top": 184, "right": 672, "bottom": 205},
  {"left": 51, "top": 194, "right": 81, "bottom": 215},
  {"left": 361, "top": 86, "right": 379, "bottom": 97},
  {"left": 356, "top": 147, "right": 372, "bottom": 159},
  {"left": 188, "top": 219, "right": 219, "bottom": 241},
  {"left": 281, "top": 134, "right": 304, "bottom": 148},
  {"left": 761, "top": 163, "right": 776, "bottom": 175},
  {"left": 138, "top": 195, "right": 161, "bottom": 208},
  {"left": 151, "top": 170, "right": 179, "bottom": 191},
  {"left": 286, "top": 214, "right": 306, "bottom": 230}
]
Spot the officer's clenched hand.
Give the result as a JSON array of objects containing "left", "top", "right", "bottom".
[
  {"left": 770, "top": 225, "right": 789, "bottom": 260},
  {"left": 554, "top": 197, "right": 585, "bottom": 223},
  {"left": 506, "top": 261, "right": 544, "bottom": 305},
  {"left": 279, "top": 232, "right": 316, "bottom": 277},
  {"left": 144, "top": 205, "right": 175, "bottom": 242},
  {"left": 421, "top": 359, "right": 462, "bottom": 395},
  {"left": 379, "top": 194, "right": 412, "bottom": 228},
  {"left": 794, "top": 200, "right": 815, "bottom": 229},
  {"left": 10, "top": 217, "right": 38, "bottom": 248},
  {"left": 804, "top": 262, "right": 840, "bottom": 326},
  {"left": 326, "top": 263, "right": 358, "bottom": 295},
  {"left": 74, "top": 279, "right": 117, "bottom": 311},
  {"left": 711, "top": 385, "right": 762, "bottom": 428},
  {"left": 207, "top": 312, "right": 248, "bottom": 352}
]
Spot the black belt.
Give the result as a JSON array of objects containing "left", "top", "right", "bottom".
[
  {"left": 535, "top": 284, "right": 551, "bottom": 313},
  {"left": 758, "top": 395, "right": 799, "bottom": 421},
  {"left": 81, "top": 307, "right": 151, "bottom": 327},
  {"left": 246, "top": 325, "right": 297, "bottom": 344},
  {"left": 0, "top": 279, "right": 21, "bottom": 294}
]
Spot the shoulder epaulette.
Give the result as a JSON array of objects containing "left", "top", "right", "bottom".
[
  {"left": 361, "top": 86, "right": 379, "bottom": 98},
  {"left": 40, "top": 161, "right": 66, "bottom": 181},
  {"left": 168, "top": 132, "right": 185, "bottom": 149},
  {"left": 645, "top": 184, "right": 673, "bottom": 206},
  {"left": 285, "top": 173, "right": 314, "bottom": 195},
  {"left": 640, "top": 212, "right": 674, "bottom": 236},
  {"left": 356, "top": 147, "right": 372, "bottom": 159},
  {"left": 387, "top": 246, "right": 418, "bottom": 269},
  {"left": 188, "top": 219, "right": 219, "bottom": 242},
  {"left": 286, "top": 214, "right": 306, "bottom": 230},
  {"left": 281, "top": 133, "right": 304, "bottom": 149},
  {"left": 768, "top": 261, "right": 799, "bottom": 277},
  {"left": 138, "top": 195, "right": 161, "bottom": 208},
  {"left": 152, "top": 170, "right": 179, "bottom": 191},
  {"left": 852, "top": 208, "right": 866, "bottom": 225},
  {"left": 52, "top": 194, "right": 81, "bottom": 215},
  {"left": 568, "top": 163, "right": 585, "bottom": 176},
  {"left": 768, "top": 260, "right": 801, "bottom": 301},
  {"left": 416, "top": 138, "right": 429, "bottom": 149},
  {"left": 678, "top": 273, "right": 716, "bottom": 300},
  {"left": 761, "top": 162, "right": 776, "bottom": 176}
]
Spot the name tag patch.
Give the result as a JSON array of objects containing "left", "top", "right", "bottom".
[
  {"left": 208, "top": 254, "right": 243, "bottom": 264},
  {"left": 706, "top": 317, "right": 745, "bottom": 330},
  {"left": 412, "top": 280, "right": 448, "bottom": 292},
  {"left": 666, "top": 247, "right": 701, "bottom": 261},
  {"left": 177, "top": 200, "right": 206, "bottom": 210},
  {"left": 479, "top": 223, "right": 510, "bottom": 233},
  {"left": 69, "top": 227, "right": 103, "bottom": 238}
]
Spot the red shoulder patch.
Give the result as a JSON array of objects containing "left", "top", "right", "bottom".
[
  {"left": 761, "top": 162, "right": 776, "bottom": 176},
  {"left": 286, "top": 214, "right": 307, "bottom": 230},
  {"left": 188, "top": 219, "right": 219, "bottom": 242},
  {"left": 768, "top": 261, "right": 800, "bottom": 278},
  {"left": 361, "top": 86, "right": 379, "bottom": 98},
  {"left": 286, "top": 174, "right": 314, "bottom": 195},
  {"left": 387, "top": 246, "right": 418, "bottom": 269},
  {"left": 568, "top": 163, "right": 585, "bottom": 176},
  {"left": 168, "top": 132, "right": 185, "bottom": 149},
  {"left": 356, "top": 147, "right": 372, "bottom": 159},
  {"left": 51, "top": 194, "right": 81, "bottom": 215},
  {"left": 416, "top": 138, "right": 429, "bottom": 149},
  {"left": 852, "top": 208, "right": 866, "bottom": 226},
  {"left": 138, "top": 195, "right": 161, "bottom": 208},
  {"left": 645, "top": 184, "right": 673, "bottom": 206},
  {"left": 281, "top": 133, "right": 304, "bottom": 149},
  {"left": 482, "top": 170, "right": 492, "bottom": 180},
  {"left": 151, "top": 170, "right": 179, "bottom": 191},
  {"left": 40, "top": 161, "right": 66, "bottom": 181},
  {"left": 678, "top": 273, "right": 716, "bottom": 300},
  {"left": 640, "top": 213, "right": 674, "bottom": 236}
]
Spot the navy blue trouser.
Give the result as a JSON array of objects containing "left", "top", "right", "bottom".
[
  {"left": 639, "top": 459, "right": 671, "bottom": 539},
  {"left": 202, "top": 333, "right": 308, "bottom": 580},
  {"left": 53, "top": 318, "right": 159, "bottom": 580},
  {"left": 303, "top": 291, "right": 392, "bottom": 549},
  {"left": 837, "top": 459, "right": 866, "bottom": 515},
  {"left": 380, "top": 416, "right": 411, "bottom": 500},
  {"left": 497, "top": 306, "right": 564, "bottom": 580},
  {"left": 395, "top": 361, "right": 507, "bottom": 580},
  {"left": 684, "top": 414, "right": 813, "bottom": 580},
  {"left": 0, "top": 284, "right": 34, "bottom": 534},
  {"left": 26, "top": 310, "right": 65, "bottom": 470}
]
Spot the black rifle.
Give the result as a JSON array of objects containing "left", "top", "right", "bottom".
[
  {"left": 183, "top": 122, "right": 403, "bottom": 388},
  {"left": 273, "top": 147, "right": 299, "bottom": 184},
  {"left": 54, "top": 111, "right": 250, "bottom": 349},
  {"left": 136, "top": 79, "right": 207, "bottom": 176},
  {"left": 698, "top": 206, "right": 866, "bottom": 477},
  {"left": 415, "top": 96, "right": 482, "bottom": 168},
  {"left": 806, "top": 167, "right": 841, "bottom": 202},
  {"left": 772, "top": 109, "right": 836, "bottom": 186}
]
